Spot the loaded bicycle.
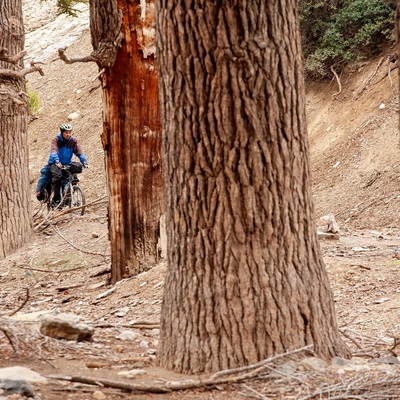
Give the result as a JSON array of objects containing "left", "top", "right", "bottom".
[{"left": 46, "top": 164, "right": 86, "bottom": 216}]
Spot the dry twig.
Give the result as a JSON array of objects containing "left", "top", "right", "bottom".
[{"left": 8, "top": 288, "right": 30, "bottom": 317}]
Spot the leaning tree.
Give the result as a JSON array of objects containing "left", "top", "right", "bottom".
[
  {"left": 155, "top": 0, "right": 351, "bottom": 373},
  {"left": 60, "top": 0, "right": 164, "bottom": 282},
  {"left": 0, "top": 0, "right": 42, "bottom": 257}
]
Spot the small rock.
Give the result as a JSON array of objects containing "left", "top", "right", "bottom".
[
  {"left": 117, "top": 369, "right": 147, "bottom": 379},
  {"left": 371, "top": 356, "right": 400, "bottom": 365},
  {"left": 332, "top": 357, "right": 352, "bottom": 367},
  {"left": 92, "top": 390, "right": 106, "bottom": 399},
  {"left": 115, "top": 345, "right": 125, "bottom": 353},
  {"left": 299, "top": 357, "right": 328, "bottom": 371},
  {"left": 0, "top": 380, "right": 35, "bottom": 398},
  {"left": 67, "top": 112, "right": 80, "bottom": 120},
  {"left": 116, "top": 330, "right": 139, "bottom": 341},
  {"left": 115, "top": 306, "right": 129, "bottom": 317},
  {"left": 0, "top": 367, "right": 47, "bottom": 384}
]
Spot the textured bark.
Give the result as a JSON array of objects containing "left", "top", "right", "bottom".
[
  {"left": 397, "top": 1, "right": 400, "bottom": 139},
  {"left": 90, "top": 0, "right": 163, "bottom": 282},
  {"left": 0, "top": 0, "right": 31, "bottom": 258},
  {"left": 156, "top": 0, "right": 351, "bottom": 373}
]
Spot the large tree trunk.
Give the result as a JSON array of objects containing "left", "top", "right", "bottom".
[
  {"left": 90, "top": 0, "right": 163, "bottom": 282},
  {"left": 0, "top": 0, "right": 31, "bottom": 258},
  {"left": 156, "top": 0, "right": 351, "bottom": 374}
]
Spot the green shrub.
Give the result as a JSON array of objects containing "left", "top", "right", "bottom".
[
  {"left": 40, "top": 0, "right": 88, "bottom": 17},
  {"left": 299, "top": 0, "right": 396, "bottom": 79},
  {"left": 26, "top": 86, "right": 40, "bottom": 116}
]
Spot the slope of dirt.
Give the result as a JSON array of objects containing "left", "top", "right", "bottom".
[
  {"left": 2, "top": 2, "right": 400, "bottom": 399},
  {"left": 307, "top": 47, "right": 400, "bottom": 230}
]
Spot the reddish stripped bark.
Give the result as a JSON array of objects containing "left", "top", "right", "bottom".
[{"left": 91, "top": 0, "right": 163, "bottom": 282}]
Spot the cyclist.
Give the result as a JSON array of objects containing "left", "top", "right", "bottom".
[{"left": 46, "top": 123, "right": 88, "bottom": 206}]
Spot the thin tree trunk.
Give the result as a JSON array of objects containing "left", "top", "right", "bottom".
[
  {"left": 90, "top": 0, "right": 163, "bottom": 282},
  {"left": 0, "top": 0, "right": 31, "bottom": 257},
  {"left": 156, "top": 0, "right": 350, "bottom": 374}
]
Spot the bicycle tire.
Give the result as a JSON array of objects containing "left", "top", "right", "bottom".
[
  {"left": 47, "top": 186, "right": 63, "bottom": 212},
  {"left": 69, "top": 185, "right": 86, "bottom": 216}
]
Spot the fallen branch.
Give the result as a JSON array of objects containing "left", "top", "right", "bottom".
[
  {"left": 48, "top": 345, "right": 314, "bottom": 394},
  {"left": 51, "top": 224, "right": 109, "bottom": 258},
  {"left": 8, "top": 288, "right": 30, "bottom": 317},
  {"left": 33, "top": 195, "right": 108, "bottom": 231},
  {"left": 0, "top": 324, "right": 17, "bottom": 353},
  {"left": 330, "top": 65, "right": 342, "bottom": 98},
  {"left": 210, "top": 345, "right": 314, "bottom": 380},
  {"left": 47, "top": 375, "right": 171, "bottom": 394}
]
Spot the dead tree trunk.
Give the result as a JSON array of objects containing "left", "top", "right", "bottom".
[
  {"left": 0, "top": 0, "right": 32, "bottom": 257},
  {"left": 156, "top": 0, "right": 351, "bottom": 373},
  {"left": 89, "top": 0, "right": 163, "bottom": 282}
]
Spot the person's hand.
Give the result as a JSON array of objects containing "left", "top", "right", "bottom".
[
  {"left": 56, "top": 162, "right": 62, "bottom": 169},
  {"left": 83, "top": 162, "right": 89, "bottom": 169}
]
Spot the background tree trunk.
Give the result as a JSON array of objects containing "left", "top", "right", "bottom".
[
  {"left": 90, "top": 0, "right": 163, "bottom": 282},
  {"left": 0, "top": 0, "right": 31, "bottom": 258},
  {"left": 156, "top": 0, "right": 351, "bottom": 373}
]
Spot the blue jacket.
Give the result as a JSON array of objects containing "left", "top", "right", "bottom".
[{"left": 47, "top": 132, "right": 87, "bottom": 165}]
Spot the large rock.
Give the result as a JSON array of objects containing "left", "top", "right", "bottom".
[
  {"left": 0, "top": 367, "right": 47, "bottom": 384},
  {"left": 40, "top": 312, "right": 94, "bottom": 341}
]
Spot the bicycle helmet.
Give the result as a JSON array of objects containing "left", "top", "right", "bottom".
[{"left": 60, "top": 123, "right": 73, "bottom": 132}]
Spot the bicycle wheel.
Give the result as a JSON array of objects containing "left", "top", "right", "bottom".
[
  {"left": 69, "top": 185, "right": 86, "bottom": 216},
  {"left": 47, "top": 186, "right": 63, "bottom": 212}
]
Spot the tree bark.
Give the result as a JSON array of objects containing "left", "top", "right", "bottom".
[
  {"left": 156, "top": 0, "right": 351, "bottom": 374},
  {"left": 90, "top": 0, "right": 163, "bottom": 282},
  {"left": 0, "top": 0, "right": 31, "bottom": 258}
]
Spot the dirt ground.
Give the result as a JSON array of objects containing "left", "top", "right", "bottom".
[{"left": 2, "top": 2, "right": 400, "bottom": 399}]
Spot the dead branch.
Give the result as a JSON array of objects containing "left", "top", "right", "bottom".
[
  {"left": 47, "top": 375, "right": 171, "bottom": 394},
  {"left": 354, "top": 57, "right": 385, "bottom": 98},
  {"left": 50, "top": 224, "right": 109, "bottom": 258},
  {"left": 330, "top": 65, "right": 342, "bottom": 98},
  {"left": 58, "top": 46, "right": 98, "bottom": 65},
  {"left": 0, "top": 324, "right": 17, "bottom": 353},
  {"left": 93, "top": 68, "right": 106, "bottom": 81},
  {"left": 0, "top": 48, "right": 26, "bottom": 64},
  {"left": 48, "top": 346, "right": 315, "bottom": 394},
  {"left": 8, "top": 288, "right": 30, "bottom": 317},
  {"left": 33, "top": 195, "right": 108, "bottom": 231},
  {"left": 0, "top": 62, "right": 44, "bottom": 80},
  {"left": 210, "top": 345, "right": 314, "bottom": 380},
  {"left": 340, "top": 328, "right": 363, "bottom": 349}
]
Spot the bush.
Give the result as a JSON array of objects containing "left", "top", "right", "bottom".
[
  {"left": 40, "top": 0, "right": 88, "bottom": 17},
  {"left": 26, "top": 85, "right": 40, "bottom": 116},
  {"left": 299, "top": 0, "right": 396, "bottom": 79}
]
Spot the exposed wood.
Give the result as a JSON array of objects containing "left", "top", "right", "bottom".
[
  {"left": 330, "top": 65, "right": 342, "bottom": 97},
  {"left": 93, "top": 0, "right": 164, "bottom": 281}
]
